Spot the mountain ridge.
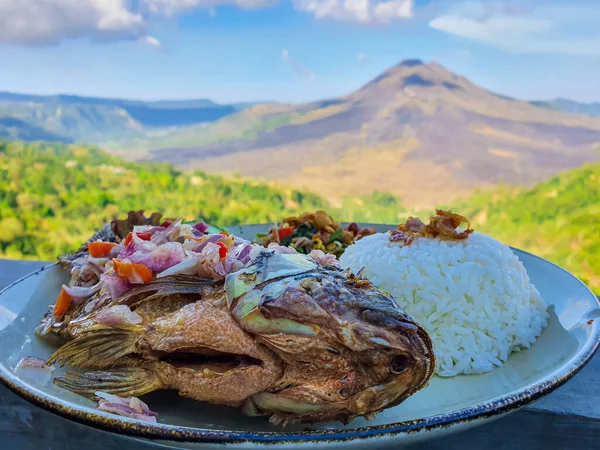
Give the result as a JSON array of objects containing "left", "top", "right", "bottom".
[
  {"left": 530, "top": 98, "right": 600, "bottom": 117},
  {"left": 0, "top": 92, "right": 259, "bottom": 143},
  {"left": 145, "top": 59, "right": 600, "bottom": 208}
]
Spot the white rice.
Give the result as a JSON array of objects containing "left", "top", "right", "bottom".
[{"left": 340, "top": 232, "right": 549, "bottom": 377}]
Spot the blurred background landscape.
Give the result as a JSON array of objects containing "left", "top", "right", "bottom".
[{"left": 1, "top": 0, "right": 599, "bottom": 292}]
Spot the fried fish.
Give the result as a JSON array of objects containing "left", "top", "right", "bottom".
[{"left": 48, "top": 250, "right": 435, "bottom": 425}]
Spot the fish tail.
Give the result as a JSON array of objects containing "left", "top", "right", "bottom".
[
  {"left": 46, "top": 325, "right": 143, "bottom": 369},
  {"left": 54, "top": 366, "right": 162, "bottom": 399}
]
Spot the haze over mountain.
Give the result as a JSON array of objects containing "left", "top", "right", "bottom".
[
  {"left": 0, "top": 92, "right": 253, "bottom": 143},
  {"left": 530, "top": 98, "right": 600, "bottom": 118},
  {"left": 145, "top": 59, "right": 600, "bottom": 208}
]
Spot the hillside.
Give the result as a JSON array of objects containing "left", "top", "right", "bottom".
[
  {"left": 0, "top": 140, "right": 410, "bottom": 261},
  {"left": 147, "top": 59, "right": 600, "bottom": 208},
  {"left": 0, "top": 139, "right": 327, "bottom": 260},
  {"left": 0, "top": 92, "right": 251, "bottom": 143},
  {"left": 531, "top": 98, "right": 600, "bottom": 117}
]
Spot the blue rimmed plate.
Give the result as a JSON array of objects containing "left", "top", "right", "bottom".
[{"left": 1, "top": 224, "right": 599, "bottom": 449}]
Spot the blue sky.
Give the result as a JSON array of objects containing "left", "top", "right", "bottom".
[{"left": 0, "top": 0, "right": 599, "bottom": 103}]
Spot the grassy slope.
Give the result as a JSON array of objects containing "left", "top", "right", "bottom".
[
  {"left": 109, "top": 103, "right": 351, "bottom": 153},
  {"left": 0, "top": 140, "right": 328, "bottom": 260},
  {"left": 453, "top": 163, "right": 600, "bottom": 291}
]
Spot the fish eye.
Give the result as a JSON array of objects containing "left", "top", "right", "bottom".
[
  {"left": 338, "top": 386, "right": 351, "bottom": 399},
  {"left": 391, "top": 354, "right": 410, "bottom": 374}
]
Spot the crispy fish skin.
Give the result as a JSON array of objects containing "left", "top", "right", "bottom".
[
  {"left": 43, "top": 276, "right": 215, "bottom": 341},
  {"left": 50, "top": 251, "right": 434, "bottom": 425},
  {"left": 54, "top": 300, "right": 283, "bottom": 407}
]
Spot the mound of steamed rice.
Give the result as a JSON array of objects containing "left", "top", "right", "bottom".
[{"left": 340, "top": 232, "right": 549, "bottom": 377}]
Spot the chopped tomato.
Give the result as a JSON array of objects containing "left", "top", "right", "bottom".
[
  {"left": 219, "top": 231, "right": 229, "bottom": 236},
  {"left": 123, "top": 231, "right": 153, "bottom": 247},
  {"left": 113, "top": 259, "right": 153, "bottom": 284},
  {"left": 88, "top": 241, "right": 118, "bottom": 257},
  {"left": 276, "top": 227, "right": 295, "bottom": 240},
  {"left": 217, "top": 241, "right": 228, "bottom": 258},
  {"left": 53, "top": 286, "right": 72, "bottom": 318}
]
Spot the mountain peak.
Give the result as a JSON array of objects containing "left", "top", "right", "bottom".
[
  {"left": 397, "top": 59, "right": 424, "bottom": 67},
  {"left": 357, "top": 59, "right": 462, "bottom": 95}
]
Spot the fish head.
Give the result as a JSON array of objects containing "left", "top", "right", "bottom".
[{"left": 225, "top": 250, "right": 435, "bottom": 424}]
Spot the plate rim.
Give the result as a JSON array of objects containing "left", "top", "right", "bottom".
[{"left": 1, "top": 243, "right": 599, "bottom": 445}]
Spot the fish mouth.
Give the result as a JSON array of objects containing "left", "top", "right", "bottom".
[{"left": 156, "top": 347, "right": 263, "bottom": 372}]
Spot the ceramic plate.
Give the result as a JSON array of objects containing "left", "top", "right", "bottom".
[{"left": 1, "top": 224, "right": 599, "bottom": 450}]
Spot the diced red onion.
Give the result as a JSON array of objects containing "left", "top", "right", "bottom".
[
  {"left": 15, "top": 357, "right": 54, "bottom": 385},
  {"left": 216, "top": 255, "right": 244, "bottom": 276},
  {"left": 95, "top": 391, "right": 158, "bottom": 422},
  {"left": 238, "top": 245, "right": 253, "bottom": 264},
  {"left": 120, "top": 232, "right": 158, "bottom": 258},
  {"left": 231, "top": 243, "right": 255, "bottom": 264},
  {"left": 96, "top": 391, "right": 127, "bottom": 404},
  {"left": 96, "top": 402, "right": 157, "bottom": 423},
  {"left": 96, "top": 305, "right": 143, "bottom": 326},
  {"left": 150, "top": 219, "right": 182, "bottom": 245},
  {"left": 16, "top": 356, "right": 51, "bottom": 370},
  {"left": 192, "top": 222, "right": 210, "bottom": 235},
  {"left": 267, "top": 242, "right": 298, "bottom": 254},
  {"left": 196, "top": 242, "right": 221, "bottom": 279},
  {"left": 309, "top": 249, "right": 339, "bottom": 267},
  {"left": 129, "top": 242, "right": 185, "bottom": 273},
  {"left": 192, "top": 234, "right": 224, "bottom": 253},
  {"left": 157, "top": 258, "right": 198, "bottom": 278},
  {"left": 100, "top": 274, "right": 132, "bottom": 300},
  {"left": 109, "top": 245, "right": 123, "bottom": 258},
  {"left": 80, "top": 264, "right": 102, "bottom": 280},
  {"left": 233, "top": 235, "right": 250, "bottom": 246},
  {"left": 62, "top": 282, "right": 102, "bottom": 298}
]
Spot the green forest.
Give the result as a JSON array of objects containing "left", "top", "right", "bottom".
[
  {"left": 1, "top": 139, "right": 599, "bottom": 294},
  {"left": 0, "top": 140, "right": 403, "bottom": 261}
]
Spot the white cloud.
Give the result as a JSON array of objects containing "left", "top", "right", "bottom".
[
  {"left": 0, "top": 0, "right": 146, "bottom": 46},
  {"left": 356, "top": 52, "right": 369, "bottom": 64},
  {"left": 139, "top": 35, "right": 162, "bottom": 48},
  {"left": 0, "top": 0, "right": 276, "bottom": 46},
  {"left": 282, "top": 49, "right": 316, "bottom": 81},
  {"left": 142, "top": 0, "right": 277, "bottom": 16},
  {"left": 293, "top": 0, "right": 414, "bottom": 25},
  {"left": 430, "top": 1, "right": 600, "bottom": 56},
  {"left": 0, "top": 0, "right": 418, "bottom": 47}
]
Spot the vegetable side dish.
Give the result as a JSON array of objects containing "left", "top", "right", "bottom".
[{"left": 257, "top": 210, "right": 376, "bottom": 257}]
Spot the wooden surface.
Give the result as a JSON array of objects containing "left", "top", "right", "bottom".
[{"left": 1, "top": 259, "right": 599, "bottom": 449}]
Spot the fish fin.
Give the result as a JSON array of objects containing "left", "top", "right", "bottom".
[
  {"left": 54, "top": 366, "right": 162, "bottom": 399},
  {"left": 46, "top": 325, "right": 143, "bottom": 369}
]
